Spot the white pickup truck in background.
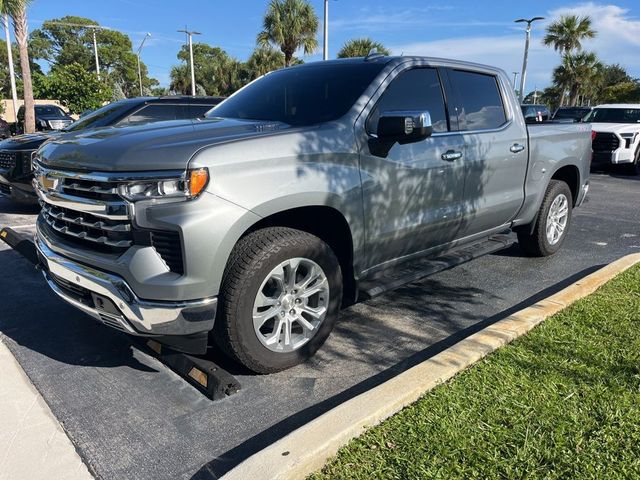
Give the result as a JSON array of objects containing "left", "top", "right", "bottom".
[{"left": 587, "top": 104, "right": 640, "bottom": 175}]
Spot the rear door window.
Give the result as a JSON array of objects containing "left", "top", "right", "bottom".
[
  {"left": 367, "top": 68, "right": 449, "bottom": 134},
  {"left": 447, "top": 70, "right": 507, "bottom": 130}
]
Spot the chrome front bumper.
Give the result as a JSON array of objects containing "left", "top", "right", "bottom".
[{"left": 35, "top": 234, "right": 217, "bottom": 337}]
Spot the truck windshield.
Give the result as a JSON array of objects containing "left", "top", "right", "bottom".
[
  {"left": 584, "top": 108, "right": 640, "bottom": 123},
  {"left": 63, "top": 101, "right": 131, "bottom": 132},
  {"left": 207, "top": 62, "right": 385, "bottom": 126}
]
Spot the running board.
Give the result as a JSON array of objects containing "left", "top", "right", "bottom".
[{"left": 359, "top": 234, "right": 515, "bottom": 299}]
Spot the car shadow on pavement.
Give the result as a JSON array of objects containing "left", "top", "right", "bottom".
[
  {"left": 0, "top": 250, "right": 157, "bottom": 373},
  {"left": 190, "top": 263, "right": 604, "bottom": 479},
  {"left": 0, "top": 199, "right": 40, "bottom": 215}
]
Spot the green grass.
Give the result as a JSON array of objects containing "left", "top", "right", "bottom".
[{"left": 310, "top": 265, "right": 640, "bottom": 480}]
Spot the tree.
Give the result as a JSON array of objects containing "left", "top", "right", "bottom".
[
  {"left": 170, "top": 43, "right": 246, "bottom": 96},
  {"left": 257, "top": 0, "right": 318, "bottom": 67},
  {"left": 337, "top": 38, "right": 390, "bottom": 58},
  {"left": 2, "top": 0, "right": 35, "bottom": 132},
  {"left": 602, "top": 81, "right": 640, "bottom": 103},
  {"left": 34, "top": 62, "right": 111, "bottom": 114},
  {"left": 543, "top": 15, "right": 596, "bottom": 54},
  {"left": 553, "top": 51, "right": 601, "bottom": 106},
  {"left": 246, "top": 46, "right": 285, "bottom": 79},
  {"left": 29, "top": 16, "right": 158, "bottom": 97}
]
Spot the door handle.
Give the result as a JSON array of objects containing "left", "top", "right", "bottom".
[
  {"left": 510, "top": 143, "right": 526, "bottom": 153},
  {"left": 441, "top": 150, "right": 463, "bottom": 161}
]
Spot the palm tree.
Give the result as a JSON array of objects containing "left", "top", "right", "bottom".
[
  {"left": 246, "top": 46, "right": 285, "bottom": 79},
  {"left": 337, "top": 38, "right": 390, "bottom": 58},
  {"left": 257, "top": 0, "right": 318, "bottom": 67},
  {"left": 553, "top": 51, "right": 601, "bottom": 106},
  {"left": 543, "top": 15, "right": 596, "bottom": 54},
  {"left": 1, "top": 0, "right": 34, "bottom": 133}
]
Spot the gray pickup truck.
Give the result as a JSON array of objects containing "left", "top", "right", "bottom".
[{"left": 33, "top": 56, "right": 591, "bottom": 373}]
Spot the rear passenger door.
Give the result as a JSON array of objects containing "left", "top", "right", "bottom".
[
  {"left": 443, "top": 68, "right": 528, "bottom": 237},
  {"left": 359, "top": 66, "right": 467, "bottom": 269}
]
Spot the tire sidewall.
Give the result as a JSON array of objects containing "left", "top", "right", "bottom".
[
  {"left": 538, "top": 181, "right": 573, "bottom": 255},
  {"left": 226, "top": 234, "right": 342, "bottom": 372}
]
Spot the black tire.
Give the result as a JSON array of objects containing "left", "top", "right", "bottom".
[
  {"left": 517, "top": 180, "right": 573, "bottom": 257},
  {"left": 213, "top": 227, "right": 343, "bottom": 374}
]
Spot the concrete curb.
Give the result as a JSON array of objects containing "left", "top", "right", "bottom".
[{"left": 222, "top": 253, "right": 640, "bottom": 480}]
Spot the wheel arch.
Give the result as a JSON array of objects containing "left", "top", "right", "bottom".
[
  {"left": 237, "top": 205, "right": 358, "bottom": 307},
  {"left": 550, "top": 164, "right": 580, "bottom": 206}
]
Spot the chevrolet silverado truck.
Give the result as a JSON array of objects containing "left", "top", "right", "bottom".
[
  {"left": 0, "top": 96, "right": 224, "bottom": 202},
  {"left": 586, "top": 104, "right": 640, "bottom": 175},
  {"left": 33, "top": 56, "right": 591, "bottom": 373}
]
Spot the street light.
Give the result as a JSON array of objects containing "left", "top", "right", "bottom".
[
  {"left": 136, "top": 33, "right": 151, "bottom": 97},
  {"left": 177, "top": 27, "right": 201, "bottom": 96},
  {"left": 515, "top": 16, "right": 544, "bottom": 103},
  {"left": 323, "top": 0, "right": 337, "bottom": 60},
  {"left": 47, "top": 21, "right": 110, "bottom": 77}
]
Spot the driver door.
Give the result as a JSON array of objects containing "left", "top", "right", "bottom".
[{"left": 359, "top": 67, "right": 466, "bottom": 269}]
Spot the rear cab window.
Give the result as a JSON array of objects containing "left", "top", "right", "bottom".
[{"left": 445, "top": 69, "right": 508, "bottom": 131}]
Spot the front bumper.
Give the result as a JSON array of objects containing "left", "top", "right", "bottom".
[{"left": 35, "top": 233, "right": 217, "bottom": 338}]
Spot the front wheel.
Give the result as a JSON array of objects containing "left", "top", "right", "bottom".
[
  {"left": 518, "top": 180, "right": 573, "bottom": 257},
  {"left": 214, "top": 227, "right": 343, "bottom": 373}
]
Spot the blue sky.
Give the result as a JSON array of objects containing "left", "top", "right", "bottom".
[{"left": 25, "top": 0, "right": 640, "bottom": 93}]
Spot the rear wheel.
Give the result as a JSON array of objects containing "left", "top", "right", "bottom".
[
  {"left": 214, "top": 227, "right": 342, "bottom": 373},
  {"left": 518, "top": 180, "right": 573, "bottom": 257}
]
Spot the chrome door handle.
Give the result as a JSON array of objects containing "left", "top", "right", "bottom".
[
  {"left": 441, "top": 150, "right": 463, "bottom": 161},
  {"left": 510, "top": 143, "right": 526, "bottom": 153}
]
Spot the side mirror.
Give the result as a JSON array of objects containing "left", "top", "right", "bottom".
[
  {"left": 377, "top": 111, "right": 433, "bottom": 144},
  {"left": 369, "top": 111, "right": 433, "bottom": 158}
]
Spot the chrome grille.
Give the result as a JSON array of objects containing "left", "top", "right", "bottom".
[
  {"left": 592, "top": 132, "right": 619, "bottom": 152},
  {"left": 0, "top": 151, "right": 16, "bottom": 169},
  {"left": 41, "top": 203, "right": 133, "bottom": 248},
  {"left": 48, "top": 119, "right": 72, "bottom": 130},
  {"left": 61, "top": 177, "right": 121, "bottom": 201}
]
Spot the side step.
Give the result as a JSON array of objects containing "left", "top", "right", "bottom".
[{"left": 359, "top": 234, "right": 515, "bottom": 299}]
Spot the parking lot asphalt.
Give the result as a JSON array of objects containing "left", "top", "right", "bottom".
[{"left": 0, "top": 172, "right": 638, "bottom": 480}]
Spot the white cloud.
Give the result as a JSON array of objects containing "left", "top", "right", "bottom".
[{"left": 389, "top": 2, "right": 640, "bottom": 92}]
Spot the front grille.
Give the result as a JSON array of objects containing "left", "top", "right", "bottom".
[
  {"left": 0, "top": 183, "right": 11, "bottom": 196},
  {"left": 592, "top": 152, "right": 612, "bottom": 165},
  {"left": 41, "top": 203, "right": 133, "bottom": 249},
  {"left": 48, "top": 120, "right": 72, "bottom": 130},
  {"left": 592, "top": 132, "right": 619, "bottom": 152},
  {"left": 0, "top": 151, "right": 16, "bottom": 169},
  {"left": 61, "top": 177, "right": 121, "bottom": 201},
  {"left": 151, "top": 231, "right": 184, "bottom": 274}
]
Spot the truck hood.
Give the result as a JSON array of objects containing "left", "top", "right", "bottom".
[
  {"left": 0, "top": 132, "right": 59, "bottom": 151},
  {"left": 37, "top": 117, "right": 290, "bottom": 172},
  {"left": 591, "top": 123, "right": 640, "bottom": 135}
]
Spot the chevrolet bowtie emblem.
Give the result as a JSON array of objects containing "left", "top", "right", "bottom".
[{"left": 40, "top": 175, "right": 59, "bottom": 190}]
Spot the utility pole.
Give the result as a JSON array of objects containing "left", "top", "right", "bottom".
[
  {"left": 3, "top": 15, "right": 18, "bottom": 122},
  {"left": 178, "top": 27, "right": 201, "bottom": 96},
  {"left": 323, "top": 0, "right": 329, "bottom": 60},
  {"left": 92, "top": 29, "right": 100, "bottom": 76},
  {"left": 515, "top": 16, "right": 544, "bottom": 103},
  {"left": 137, "top": 33, "right": 151, "bottom": 96}
]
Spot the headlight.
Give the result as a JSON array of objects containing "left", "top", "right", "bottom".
[{"left": 119, "top": 168, "right": 209, "bottom": 201}]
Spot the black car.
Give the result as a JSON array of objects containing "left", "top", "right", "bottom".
[
  {"left": 521, "top": 104, "right": 551, "bottom": 123},
  {"left": 17, "top": 104, "right": 75, "bottom": 133},
  {"left": 0, "top": 118, "right": 10, "bottom": 139},
  {"left": 552, "top": 106, "right": 592, "bottom": 123},
  {"left": 0, "top": 96, "right": 224, "bottom": 202}
]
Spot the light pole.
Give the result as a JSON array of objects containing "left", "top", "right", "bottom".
[
  {"left": 48, "top": 22, "right": 108, "bottom": 77},
  {"left": 515, "top": 16, "right": 544, "bottom": 103},
  {"left": 323, "top": 0, "right": 329, "bottom": 60},
  {"left": 3, "top": 15, "right": 18, "bottom": 122},
  {"left": 177, "top": 27, "right": 201, "bottom": 96},
  {"left": 137, "top": 33, "right": 151, "bottom": 96},
  {"left": 512, "top": 71, "right": 519, "bottom": 89}
]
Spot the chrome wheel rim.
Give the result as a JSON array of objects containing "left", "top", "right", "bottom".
[
  {"left": 546, "top": 193, "right": 569, "bottom": 245},
  {"left": 252, "top": 257, "right": 329, "bottom": 353}
]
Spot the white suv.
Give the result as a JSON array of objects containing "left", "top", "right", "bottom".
[{"left": 586, "top": 104, "right": 640, "bottom": 175}]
